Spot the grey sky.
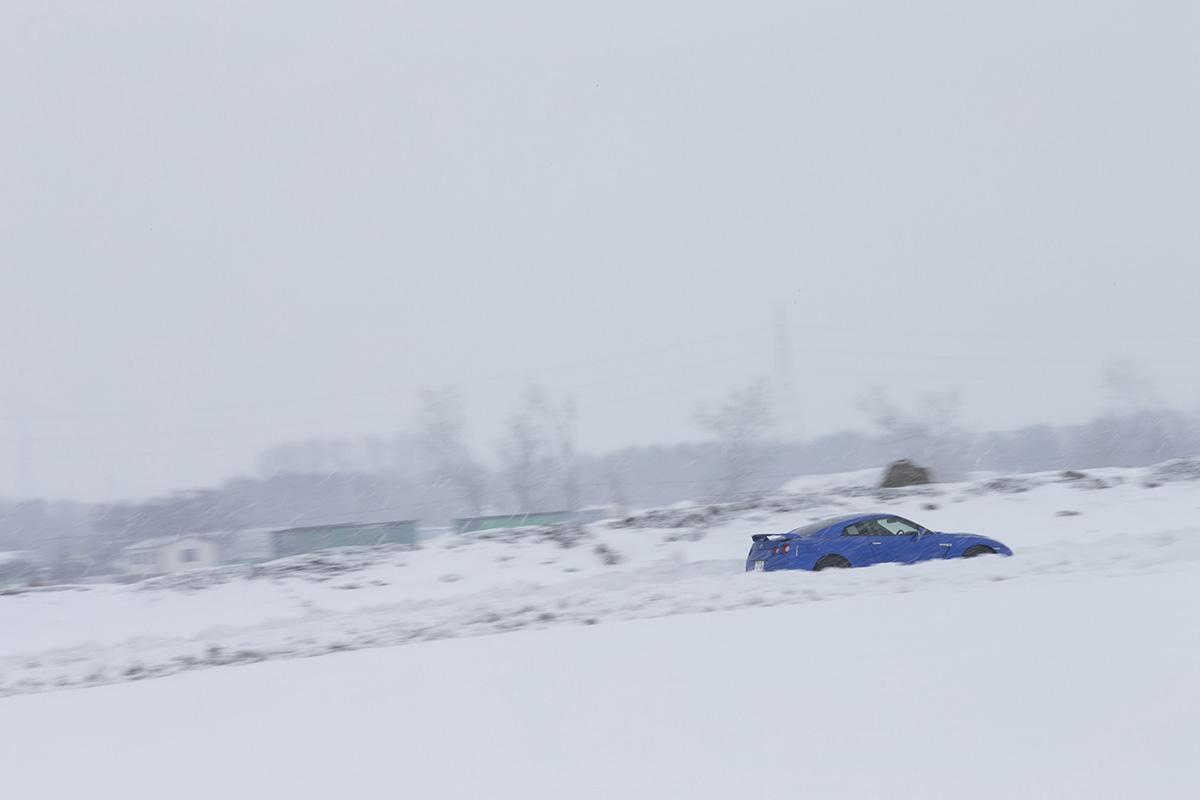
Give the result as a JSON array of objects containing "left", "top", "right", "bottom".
[{"left": 2, "top": 1, "right": 1198, "bottom": 501}]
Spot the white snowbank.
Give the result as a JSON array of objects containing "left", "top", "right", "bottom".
[{"left": 2, "top": 565, "right": 1195, "bottom": 799}]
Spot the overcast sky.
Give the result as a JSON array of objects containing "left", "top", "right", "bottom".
[{"left": 2, "top": 1, "right": 1198, "bottom": 501}]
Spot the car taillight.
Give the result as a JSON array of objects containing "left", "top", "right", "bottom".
[{"left": 782, "top": 543, "right": 791, "bottom": 554}]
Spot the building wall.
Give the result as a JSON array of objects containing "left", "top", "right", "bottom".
[
  {"left": 218, "top": 528, "right": 273, "bottom": 564},
  {"left": 160, "top": 538, "right": 217, "bottom": 572},
  {"left": 454, "top": 512, "right": 574, "bottom": 534},
  {"left": 123, "top": 537, "right": 217, "bottom": 577},
  {"left": 270, "top": 522, "right": 419, "bottom": 559},
  {"left": 123, "top": 548, "right": 162, "bottom": 578},
  {"left": 0, "top": 553, "right": 37, "bottom": 588}
]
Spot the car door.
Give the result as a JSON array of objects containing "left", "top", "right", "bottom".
[
  {"left": 839, "top": 520, "right": 902, "bottom": 566},
  {"left": 876, "top": 517, "right": 951, "bottom": 563},
  {"left": 901, "top": 531, "right": 953, "bottom": 563},
  {"left": 916, "top": 531, "right": 957, "bottom": 560}
]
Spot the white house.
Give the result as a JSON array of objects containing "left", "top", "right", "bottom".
[
  {"left": 121, "top": 536, "right": 218, "bottom": 578},
  {"left": 211, "top": 527, "right": 274, "bottom": 565}
]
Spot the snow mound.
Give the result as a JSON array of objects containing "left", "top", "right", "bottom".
[
  {"left": 136, "top": 545, "right": 419, "bottom": 592},
  {"left": 1146, "top": 458, "right": 1200, "bottom": 485}
]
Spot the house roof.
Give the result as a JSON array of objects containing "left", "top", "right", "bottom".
[
  {"left": 123, "top": 535, "right": 213, "bottom": 552},
  {"left": 272, "top": 519, "right": 419, "bottom": 535}
]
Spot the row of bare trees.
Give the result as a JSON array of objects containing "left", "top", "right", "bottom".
[
  {"left": 416, "top": 386, "right": 581, "bottom": 517},
  {"left": 11, "top": 361, "right": 1191, "bottom": 579},
  {"left": 411, "top": 380, "right": 782, "bottom": 517},
  {"left": 255, "top": 360, "right": 1187, "bottom": 520}
]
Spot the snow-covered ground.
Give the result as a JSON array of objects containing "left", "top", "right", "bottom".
[
  {"left": 2, "top": 462, "right": 1199, "bottom": 698},
  {"left": 3, "top": 461, "right": 1200, "bottom": 797},
  {"left": 3, "top": 556, "right": 1196, "bottom": 799}
]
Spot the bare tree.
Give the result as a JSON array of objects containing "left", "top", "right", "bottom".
[
  {"left": 604, "top": 465, "right": 628, "bottom": 517},
  {"left": 498, "top": 404, "right": 552, "bottom": 513},
  {"left": 547, "top": 396, "right": 581, "bottom": 512},
  {"left": 497, "top": 384, "right": 580, "bottom": 513},
  {"left": 415, "top": 388, "right": 487, "bottom": 517},
  {"left": 697, "top": 381, "right": 776, "bottom": 500},
  {"left": 1102, "top": 358, "right": 1164, "bottom": 412},
  {"left": 1094, "top": 359, "right": 1177, "bottom": 464},
  {"left": 857, "top": 388, "right": 963, "bottom": 478}
]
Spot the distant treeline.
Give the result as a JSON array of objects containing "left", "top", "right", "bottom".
[{"left": 2, "top": 406, "right": 1196, "bottom": 580}]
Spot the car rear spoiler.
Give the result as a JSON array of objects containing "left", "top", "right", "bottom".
[{"left": 751, "top": 533, "right": 801, "bottom": 542}]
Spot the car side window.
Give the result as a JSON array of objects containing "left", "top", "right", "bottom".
[
  {"left": 844, "top": 521, "right": 888, "bottom": 536},
  {"left": 862, "top": 520, "right": 895, "bottom": 536},
  {"left": 877, "top": 517, "right": 921, "bottom": 536}
]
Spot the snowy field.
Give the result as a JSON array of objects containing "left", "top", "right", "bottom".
[
  {"left": 3, "top": 560, "right": 1196, "bottom": 799},
  {"left": 3, "top": 462, "right": 1199, "bottom": 698},
  {"left": 3, "top": 462, "right": 1200, "bottom": 797}
]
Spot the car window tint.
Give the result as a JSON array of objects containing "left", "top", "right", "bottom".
[
  {"left": 843, "top": 523, "right": 863, "bottom": 536},
  {"left": 863, "top": 520, "right": 893, "bottom": 536},
  {"left": 878, "top": 517, "right": 920, "bottom": 535}
]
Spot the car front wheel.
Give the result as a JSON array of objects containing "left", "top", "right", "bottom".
[{"left": 963, "top": 545, "right": 996, "bottom": 558}]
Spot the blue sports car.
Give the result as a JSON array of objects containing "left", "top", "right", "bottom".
[{"left": 745, "top": 513, "right": 1013, "bottom": 572}]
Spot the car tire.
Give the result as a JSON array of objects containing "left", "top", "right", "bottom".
[
  {"left": 963, "top": 545, "right": 996, "bottom": 558},
  {"left": 814, "top": 555, "right": 851, "bottom": 571}
]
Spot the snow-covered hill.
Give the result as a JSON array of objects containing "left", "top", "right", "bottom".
[
  {"left": 3, "top": 461, "right": 1199, "bottom": 699},
  {"left": 4, "top": 461, "right": 1200, "bottom": 798},
  {"left": 3, "top": 546, "right": 1196, "bottom": 799}
]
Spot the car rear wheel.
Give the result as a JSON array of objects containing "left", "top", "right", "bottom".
[
  {"left": 963, "top": 545, "right": 996, "bottom": 558},
  {"left": 814, "top": 555, "right": 851, "bottom": 571}
]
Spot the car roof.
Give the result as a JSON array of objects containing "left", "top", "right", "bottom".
[
  {"left": 823, "top": 513, "right": 891, "bottom": 526},
  {"left": 789, "top": 513, "right": 893, "bottom": 534}
]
